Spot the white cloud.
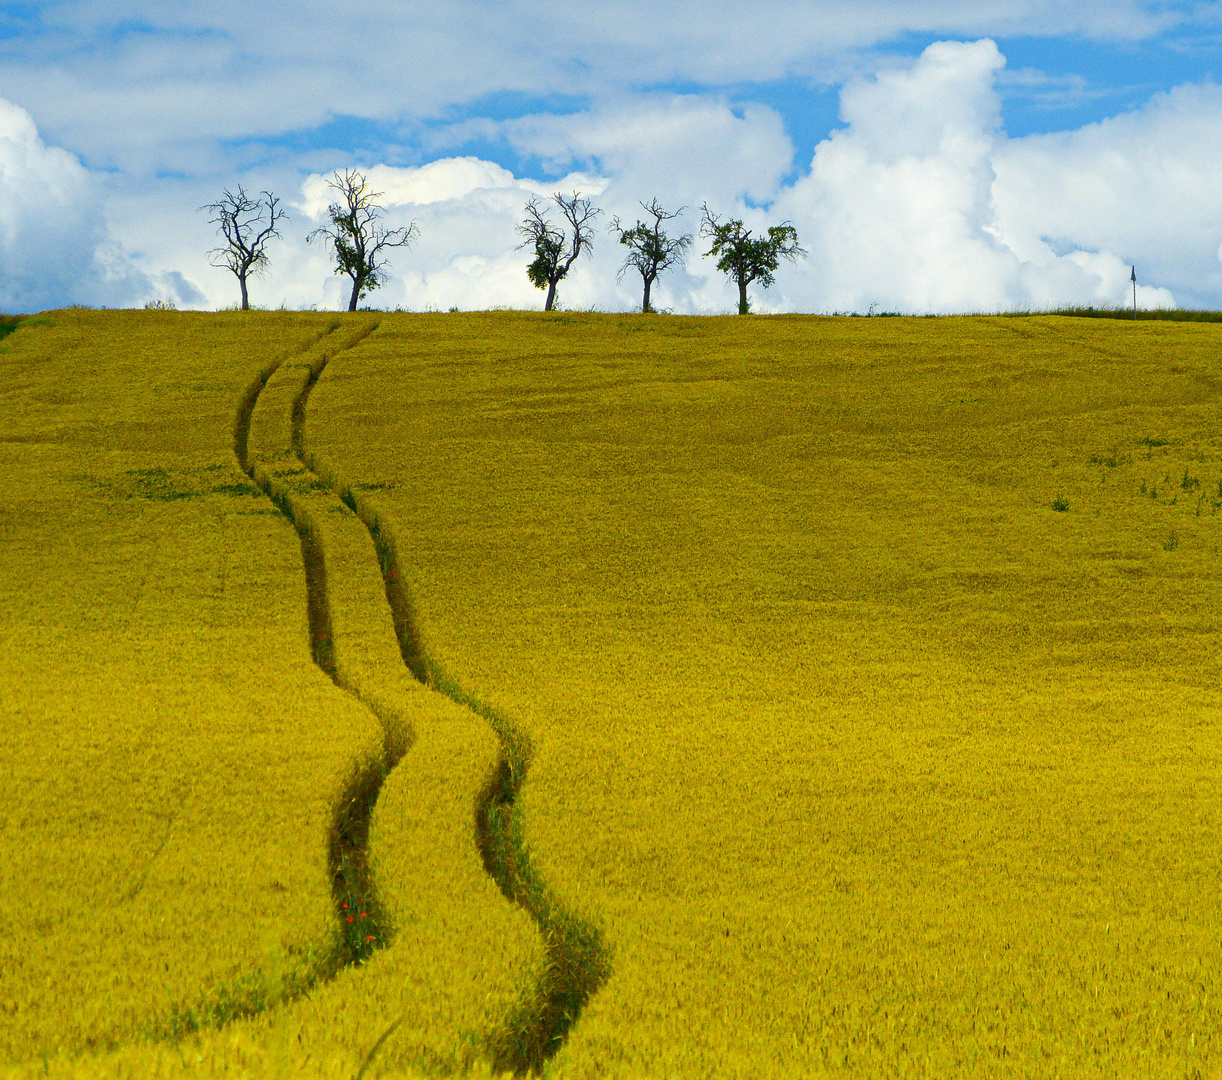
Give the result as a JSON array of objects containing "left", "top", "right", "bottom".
[
  {"left": 772, "top": 39, "right": 1180, "bottom": 313},
  {"left": 504, "top": 96, "right": 794, "bottom": 211},
  {"left": 992, "top": 81, "right": 1222, "bottom": 307},
  {"left": 331, "top": 159, "right": 521, "bottom": 209},
  {"left": 13, "top": 36, "right": 1221, "bottom": 316},
  {"left": 0, "top": 96, "right": 154, "bottom": 312},
  {"left": 299, "top": 158, "right": 587, "bottom": 219},
  {"left": 2, "top": 2, "right": 1182, "bottom": 171}
]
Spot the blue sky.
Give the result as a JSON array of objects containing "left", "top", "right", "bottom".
[
  {"left": 252, "top": 30, "right": 1222, "bottom": 180},
  {"left": 1, "top": 1, "right": 1221, "bottom": 312}
]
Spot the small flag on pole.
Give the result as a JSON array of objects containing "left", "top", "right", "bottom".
[{"left": 1131, "top": 265, "right": 1137, "bottom": 321}]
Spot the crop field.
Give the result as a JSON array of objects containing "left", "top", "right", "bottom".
[{"left": 2, "top": 309, "right": 1221, "bottom": 1078}]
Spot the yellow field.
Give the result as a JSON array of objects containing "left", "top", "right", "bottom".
[
  {"left": 0, "top": 309, "right": 366, "bottom": 1059},
  {"left": 0, "top": 310, "right": 539, "bottom": 1079},
  {"left": 2, "top": 310, "right": 1221, "bottom": 1077},
  {"left": 306, "top": 313, "right": 1222, "bottom": 1078}
]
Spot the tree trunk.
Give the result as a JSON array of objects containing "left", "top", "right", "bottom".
[
  {"left": 239, "top": 274, "right": 249, "bottom": 311},
  {"left": 348, "top": 277, "right": 360, "bottom": 313},
  {"left": 737, "top": 276, "right": 749, "bottom": 315},
  {"left": 544, "top": 279, "right": 558, "bottom": 312},
  {"left": 642, "top": 275, "right": 653, "bottom": 314}
]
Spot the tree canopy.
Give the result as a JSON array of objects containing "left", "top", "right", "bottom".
[
  {"left": 307, "top": 169, "right": 418, "bottom": 312},
  {"left": 518, "top": 193, "right": 601, "bottom": 311},
  {"left": 700, "top": 204, "right": 805, "bottom": 314},
  {"left": 610, "top": 200, "right": 692, "bottom": 314}
]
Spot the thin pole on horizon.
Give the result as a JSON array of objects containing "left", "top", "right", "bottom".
[{"left": 1131, "top": 265, "right": 1138, "bottom": 321}]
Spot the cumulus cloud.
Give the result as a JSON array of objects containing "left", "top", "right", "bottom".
[
  {"left": 773, "top": 39, "right": 1180, "bottom": 312},
  {"left": 4, "top": 2, "right": 1180, "bottom": 171},
  {"left": 154, "top": 53, "right": 1214, "bottom": 315},
  {"left": 0, "top": 96, "right": 156, "bottom": 312},
  {"left": 295, "top": 158, "right": 610, "bottom": 312},
  {"left": 993, "top": 82, "right": 1222, "bottom": 308},
  {"left": 14, "top": 35, "right": 1220, "bottom": 316},
  {"left": 503, "top": 97, "right": 794, "bottom": 210}
]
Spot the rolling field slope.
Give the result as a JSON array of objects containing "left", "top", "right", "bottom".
[
  {"left": 0, "top": 310, "right": 380, "bottom": 1058},
  {"left": 2, "top": 309, "right": 1221, "bottom": 1078},
  {"left": 306, "top": 312, "right": 1222, "bottom": 1078},
  {"left": 0, "top": 310, "right": 540, "bottom": 1079}
]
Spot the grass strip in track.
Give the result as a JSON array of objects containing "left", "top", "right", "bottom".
[
  {"left": 235, "top": 317, "right": 543, "bottom": 1074},
  {"left": 300, "top": 353, "right": 613, "bottom": 1075},
  {"left": 154, "top": 318, "right": 391, "bottom": 1039},
  {"left": 240, "top": 317, "right": 399, "bottom": 972},
  {"left": 137, "top": 319, "right": 387, "bottom": 1044}
]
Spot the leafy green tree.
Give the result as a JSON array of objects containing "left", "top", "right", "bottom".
[
  {"left": 518, "top": 192, "right": 601, "bottom": 311},
  {"left": 610, "top": 199, "right": 692, "bottom": 313},
  {"left": 201, "top": 186, "right": 285, "bottom": 310},
  {"left": 307, "top": 169, "right": 417, "bottom": 312},
  {"left": 700, "top": 203, "right": 805, "bottom": 314}
]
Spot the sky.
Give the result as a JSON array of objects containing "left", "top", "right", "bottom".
[{"left": 1, "top": 1, "right": 1220, "bottom": 314}]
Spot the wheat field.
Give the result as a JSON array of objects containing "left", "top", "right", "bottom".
[{"left": 2, "top": 309, "right": 1220, "bottom": 1077}]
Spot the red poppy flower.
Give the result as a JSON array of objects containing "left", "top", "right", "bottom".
[{"left": 346, "top": 916, "right": 354, "bottom": 923}]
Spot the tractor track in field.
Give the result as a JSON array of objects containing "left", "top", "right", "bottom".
[
  {"left": 236, "top": 317, "right": 403, "bottom": 981},
  {"left": 230, "top": 317, "right": 611, "bottom": 1072},
  {"left": 128, "top": 321, "right": 375, "bottom": 1044},
  {"left": 295, "top": 343, "right": 612, "bottom": 1075}
]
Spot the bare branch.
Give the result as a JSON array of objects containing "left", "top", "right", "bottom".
[
  {"left": 517, "top": 191, "right": 601, "bottom": 311},
  {"left": 200, "top": 186, "right": 285, "bottom": 309},
  {"left": 307, "top": 169, "right": 418, "bottom": 311},
  {"left": 610, "top": 199, "right": 691, "bottom": 313},
  {"left": 556, "top": 191, "right": 601, "bottom": 274}
]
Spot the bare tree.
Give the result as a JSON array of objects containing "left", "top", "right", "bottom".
[
  {"left": 518, "top": 192, "right": 601, "bottom": 312},
  {"left": 610, "top": 199, "right": 692, "bottom": 314},
  {"left": 307, "top": 169, "right": 418, "bottom": 312},
  {"left": 700, "top": 203, "right": 805, "bottom": 315},
  {"left": 201, "top": 186, "right": 285, "bottom": 310}
]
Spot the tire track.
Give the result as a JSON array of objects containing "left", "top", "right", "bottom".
[
  {"left": 297, "top": 346, "right": 613, "bottom": 1076},
  {"left": 140, "top": 321, "right": 365, "bottom": 1040},
  {"left": 236, "top": 317, "right": 401, "bottom": 974}
]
